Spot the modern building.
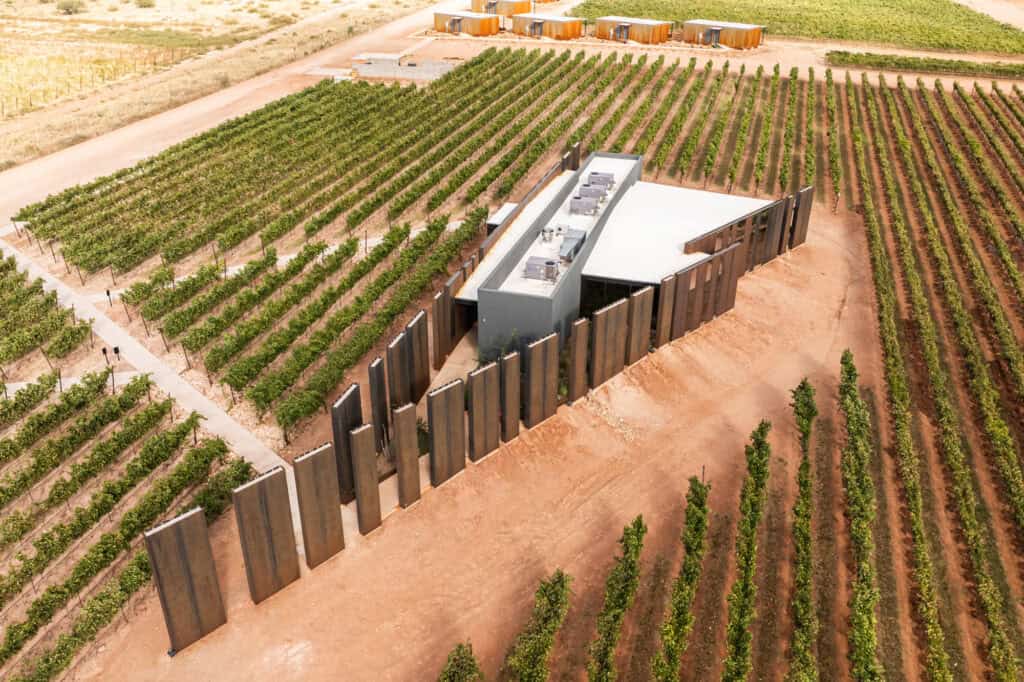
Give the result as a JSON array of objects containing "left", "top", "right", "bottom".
[
  {"left": 510, "top": 13, "right": 584, "bottom": 40},
  {"left": 433, "top": 10, "right": 501, "bottom": 36},
  {"left": 681, "top": 19, "right": 765, "bottom": 49},
  {"left": 595, "top": 16, "right": 673, "bottom": 44},
  {"left": 455, "top": 152, "right": 811, "bottom": 357},
  {"left": 470, "top": 0, "right": 532, "bottom": 17}
]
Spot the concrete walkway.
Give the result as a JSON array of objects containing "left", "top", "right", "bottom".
[{"left": 0, "top": 238, "right": 306, "bottom": 551}]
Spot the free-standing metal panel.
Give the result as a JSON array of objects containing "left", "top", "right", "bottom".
[
  {"left": 702, "top": 258, "right": 719, "bottom": 324},
  {"left": 716, "top": 244, "right": 741, "bottom": 316},
  {"left": 523, "top": 333, "right": 559, "bottom": 428},
  {"left": 626, "top": 286, "right": 654, "bottom": 365},
  {"left": 791, "top": 185, "right": 813, "bottom": 248},
  {"left": 685, "top": 263, "right": 707, "bottom": 333},
  {"left": 762, "top": 199, "right": 786, "bottom": 264},
  {"left": 330, "top": 384, "right": 362, "bottom": 504},
  {"left": 392, "top": 403, "right": 420, "bottom": 507},
  {"left": 427, "top": 379, "right": 466, "bottom": 487},
  {"left": 568, "top": 318, "right": 590, "bottom": 402},
  {"left": 431, "top": 291, "right": 450, "bottom": 370},
  {"left": 368, "top": 357, "right": 389, "bottom": 453},
  {"left": 654, "top": 274, "right": 676, "bottom": 347},
  {"left": 671, "top": 269, "right": 691, "bottom": 341},
  {"left": 350, "top": 424, "right": 381, "bottom": 535},
  {"left": 500, "top": 351, "right": 520, "bottom": 442},
  {"left": 778, "top": 195, "right": 796, "bottom": 257},
  {"left": 468, "top": 362, "right": 500, "bottom": 461},
  {"left": 145, "top": 508, "right": 226, "bottom": 654},
  {"left": 294, "top": 443, "right": 345, "bottom": 569},
  {"left": 591, "top": 299, "right": 628, "bottom": 387},
  {"left": 232, "top": 467, "right": 300, "bottom": 604},
  {"left": 387, "top": 331, "right": 411, "bottom": 409},
  {"left": 406, "top": 310, "right": 431, "bottom": 401}
]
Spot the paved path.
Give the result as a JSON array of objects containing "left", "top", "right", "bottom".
[{"left": 0, "top": 238, "right": 306, "bottom": 550}]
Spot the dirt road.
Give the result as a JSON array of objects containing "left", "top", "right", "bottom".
[
  {"left": 72, "top": 204, "right": 880, "bottom": 681},
  {"left": 0, "top": 0, "right": 463, "bottom": 224}
]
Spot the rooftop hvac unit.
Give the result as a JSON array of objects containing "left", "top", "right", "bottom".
[
  {"left": 541, "top": 225, "right": 555, "bottom": 242},
  {"left": 588, "top": 171, "right": 615, "bottom": 188},
  {"left": 524, "top": 256, "right": 559, "bottom": 282},
  {"left": 570, "top": 196, "right": 599, "bottom": 215},
  {"left": 578, "top": 184, "right": 608, "bottom": 200},
  {"left": 559, "top": 228, "right": 587, "bottom": 262}
]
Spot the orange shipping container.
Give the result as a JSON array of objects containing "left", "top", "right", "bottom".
[
  {"left": 470, "top": 0, "right": 531, "bottom": 16},
  {"left": 681, "top": 19, "right": 764, "bottom": 49},
  {"left": 594, "top": 16, "right": 671, "bottom": 44},
  {"left": 434, "top": 10, "right": 501, "bottom": 36},
  {"left": 510, "top": 13, "right": 583, "bottom": 40}
]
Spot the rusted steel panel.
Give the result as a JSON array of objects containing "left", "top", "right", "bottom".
[
  {"left": 568, "top": 318, "right": 590, "bottom": 402},
  {"left": 330, "top": 384, "right": 362, "bottom": 504},
  {"left": 654, "top": 275, "right": 675, "bottom": 348},
  {"left": 406, "top": 311, "right": 431, "bottom": 401},
  {"left": 392, "top": 403, "right": 420, "bottom": 508},
  {"left": 500, "top": 351, "right": 521, "bottom": 442},
  {"left": 368, "top": 357, "right": 389, "bottom": 452},
  {"left": 468, "top": 362, "right": 500, "bottom": 461},
  {"left": 791, "top": 185, "right": 813, "bottom": 248},
  {"left": 626, "top": 286, "right": 654, "bottom": 365},
  {"left": 686, "top": 263, "right": 706, "bottom": 332},
  {"left": 145, "top": 508, "right": 226, "bottom": 654},
  {"left": 387, "top": 332, "right": 411, "bottom": 409},
  {"left": 427, "top": 379, "right": 466, "bottom": 486},
  {"left": 350, "top": 424, "right": 381, "bottom": 535},
  {"left": 294, "top": 443, "right": 345, "bottom": 569},
  {"left": 671, "top": 269, "right": 691, "bottom": 340},
  {"left": 523, "top": 333, "right": 558, "bottom": 427},
  {"left": 233, "top": 467, "right": 300, "bottom": 604}
]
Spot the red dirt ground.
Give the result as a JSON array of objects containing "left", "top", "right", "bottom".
[{"left": 70, "top": 203, "right": 880, "bottom": 681}]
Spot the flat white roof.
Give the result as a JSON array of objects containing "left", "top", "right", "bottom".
[
  {"left": 597, "top": 15, "right": 672, "bottom": 26},
  {"left": 582, "top": 182, "right": 772, "bottom": 285},
  {"left": 437, "top": 10, "right": 495, "bottom": 18},
  {"left": 513, "top": 13, "right": 583, "bottom": 23},
  {"left": 499, "top": 156, "right": 637, "bottom": 296},
  {"left": 684, "top": 19, "right": 765, "bottom": 30},
  {"left": 457, "top": 172, "right": 575, "bottom": 302}
]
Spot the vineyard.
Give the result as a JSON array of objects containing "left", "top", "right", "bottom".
[
  {"left": 0, "top": 367, "right": 253, "bottom": 681},
  {"left": 5, "top": 36, "right": 1024, "bottom": 680}
]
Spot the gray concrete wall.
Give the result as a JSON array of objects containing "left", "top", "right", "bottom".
[
  {"left": 144, "top": 507, "right": 226, "bottom": 653},
  {"left": 350, "top": 424, "right": 382, "bottom": 535},
  {"left": 523, "top": 332, "right": 558, "bottom": 428},
  {"left": 626, "top": 286, "right": 654, "bottom": 365},
  {"left": 387, "top": 331, "right": 411, "bottom": 409},
  {"left": 468, "top": 362, "right": 500, "bottom": 461},
  {"left": 500, "top": 351, "right": 521, "bottom": 442},
  {"left": 368, "top": 357, "right": 389, "bottom": 452},
  {"left": 330, "top": 384, "right": 362, "bottom": 504},
  {"left": 654, "top": 275, "right": 675, "bottom": 348},
  {"left": 568, "top": 318, "right": 589, "bottom": 403},
  {"left": 427, "top": 379, "right": 466, "bottom": 487},
  {"left": 294, "top": 443, "right": 345, "bottom": 569},
  {"left": 406, "top": 310, "right": 431, "bottom": 401},
  {"left": 391, "top": 403, "right": 421, "bottom": 508},
  {"left": 232, "top": 467, "right": 300, "bottom": 604},
  {"left": 478, "top": 153, "right": 643, "bottom": 356}
]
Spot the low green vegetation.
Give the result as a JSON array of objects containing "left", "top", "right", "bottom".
[
  {"left": 827, "top": 51, "right": 1024, "bottom": 79},
  {"left": 573, "top": 0, "right": 1024, "bottom": 53}
]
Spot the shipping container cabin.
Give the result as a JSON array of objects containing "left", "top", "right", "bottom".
[
  {"left": 470, "top": 0, "right": 532, "bottom": 16},
  {"left": 511, "top": 13, "right": 584, "bottom": 40},
  {"left": 681, "top": 19, "right": 764, "bottom": 49},
  {"left": 594, "top": 16, "right": 671, "bottom": 44},
  {"left": 433, "top": 10, "right": 501, "bottom": 36}
]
